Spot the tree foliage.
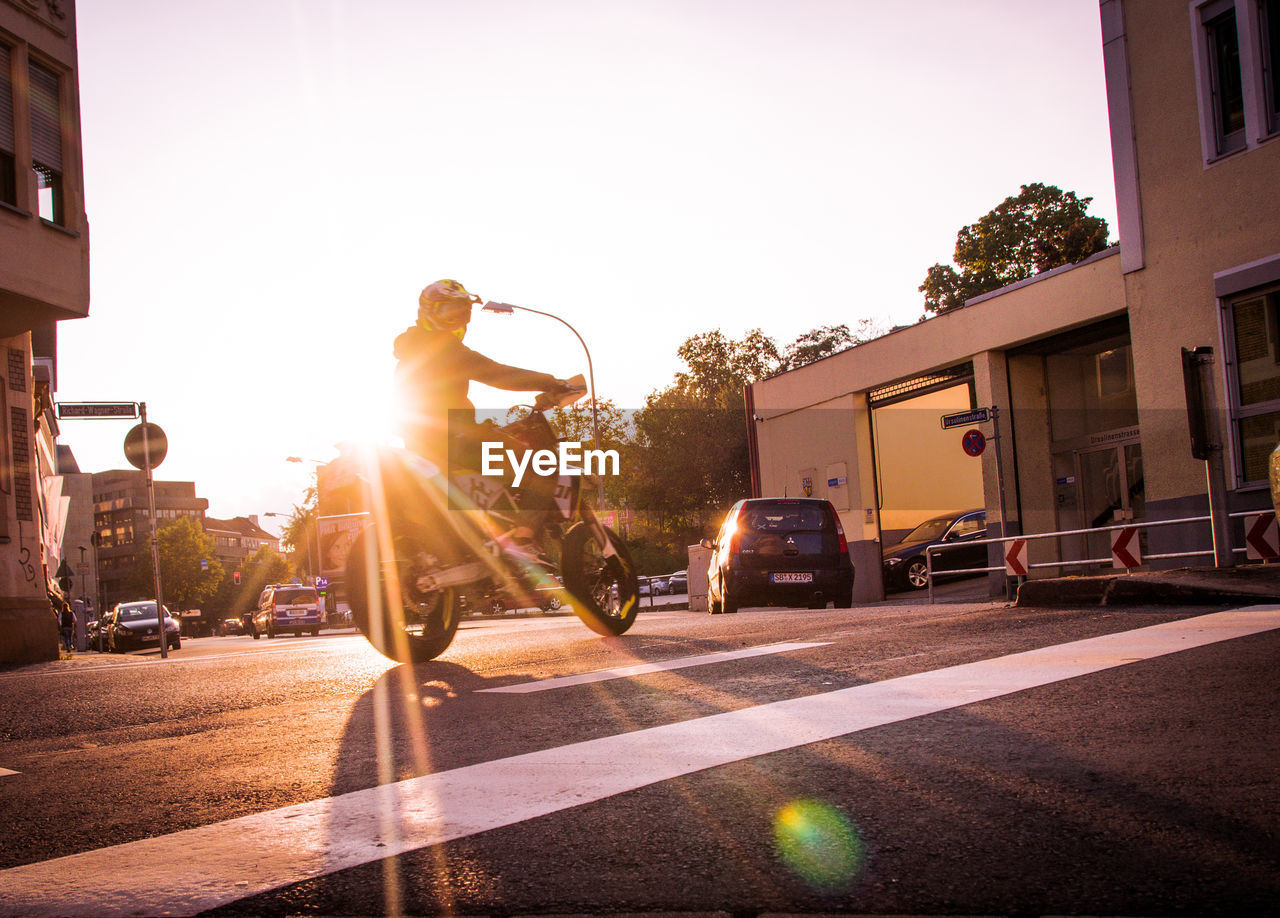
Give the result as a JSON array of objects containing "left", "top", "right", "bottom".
[
  {"left": 920, "top": 183, "right": 1111, "bottom": 314},
  {"left": 129, "top": 516, "right": 223, "bottom": 611}
]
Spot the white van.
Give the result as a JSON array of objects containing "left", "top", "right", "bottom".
[{"left": 252, "top": 583, "right": 324, "bottom": 638}]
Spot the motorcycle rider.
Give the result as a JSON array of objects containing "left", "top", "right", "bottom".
[{"left": 394, "top": 279, "right": 573, "bottom": 545}]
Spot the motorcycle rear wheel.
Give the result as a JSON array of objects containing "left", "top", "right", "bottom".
[
  {"left": 562, "top": 522, "right": 639, "bottom": 636},
  {"left": 346, "top": 524, "right": 461, "bottom": 663}
]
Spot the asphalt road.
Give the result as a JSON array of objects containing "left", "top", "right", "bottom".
[{"left": 1, "top": 595, "right": 1278, "bottom": 916}]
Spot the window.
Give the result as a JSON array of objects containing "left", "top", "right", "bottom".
[
  {"left": 1193, "top": 0, "right": 1280, "bottom": 161},
  {"left": 1263, "top": 0, "right": 1280, "bottom": 133},
  {"left": 27, "top": 59, "right": 62, "bottom": 224},
  {"left": 1205, "top": 1, "right": 1247, "bottom": 155},
  {"left": 1224, "top": 284, "right": 1280, "bottom": 483},
  {"left": 0, "top": 42, "right": 14, "bottom": 207}
]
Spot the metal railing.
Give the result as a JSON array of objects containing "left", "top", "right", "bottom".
[{"left": 923, "top": 508, "right": 1277, "bottom": 603}]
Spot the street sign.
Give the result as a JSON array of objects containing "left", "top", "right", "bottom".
[
  {"left": 1111, "top": 527, "right": 1142, "bottom": 569},
  {"left": 56, "top": 401, "right": 138, "bottom": 419},
  {"left": 941, "top": 407, "right": 990, "bottom": 430},
  {"left": 1245, "top": 511, "right": 1279, "bottom": 560},
  {"left": 124, "top": 422, "right": 168, "bottom": 470},
  {"left": 961, "top": 429, "right": 986, "bottom": 457},
  {"left": 1004, "top": 539, "right": 1028, "bottom": 576}
]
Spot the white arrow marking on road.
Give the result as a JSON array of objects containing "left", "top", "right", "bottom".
[
  {"left": 3, "top": 607, "right": 1279, "bottom": 917},
  {"left": 479, "top": 641, "right": 833, "bottom": 693}
]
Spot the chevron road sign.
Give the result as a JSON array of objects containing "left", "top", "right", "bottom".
[
  {"left": 1245, "top": 511, "right": 1279, "bottom": 560},
  {"left": 1004, "top": 539, "right": 1028, "bottom": 577},
  {"left": 1111, "top": 527, "right": 1142, "bottom": 569}
]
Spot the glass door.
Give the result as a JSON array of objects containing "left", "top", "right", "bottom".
[{"left": 1075, "top": 440, "right": 1145, "bottom": 564}]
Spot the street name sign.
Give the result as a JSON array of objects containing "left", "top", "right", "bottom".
[
  {"left": 56, "top": 401, "right": 138, "bottom": 419},
  {"left": 941, "top": 407, "right": 990, "bottom": 430}
]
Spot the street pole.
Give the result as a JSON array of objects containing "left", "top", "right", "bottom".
[
  {"left": 140, "top": 402, "right": 168, "bottom": 658},
  {"left": 481, "top": 301, "right": 600, "bottom": 448}
]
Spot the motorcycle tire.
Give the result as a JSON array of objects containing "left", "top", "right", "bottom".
[
  {"left": 561, "top": 522, "right": 640, "bottom": 637},
  {"left": 346, "top": 524, "right": 461, "bottom": 663}
]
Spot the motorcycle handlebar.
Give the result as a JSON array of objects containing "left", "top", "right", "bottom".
[{"left": 532, "top": 374, "right": 588, "bottom": 412}]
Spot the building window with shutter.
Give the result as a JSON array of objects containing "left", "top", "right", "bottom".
[
  {"left": 0, "top": 42, "right": 15, "bottom": 207},
  {"left": 28, "top": 59, "right": 63, "bottom": 225}
]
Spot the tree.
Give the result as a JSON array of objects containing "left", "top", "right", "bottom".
[
  {"left": 920, "top": 183, "right": 1111, "bottom": 314},
  {"left": 279, "top": 488, "right": 318, "bottom": 579},
  {"left": 777, "top": 320, "right": 883, "bottom": 372},
  {"left": 205, "top": 545, "right": 291, "bottom": 619},
  {"left": 129, "top": 516, "right": 223, "bottom": 611}
]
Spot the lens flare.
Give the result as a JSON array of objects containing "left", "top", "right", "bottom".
[{"left": 773, "top": 799, "right": 865, "bottom": 891}]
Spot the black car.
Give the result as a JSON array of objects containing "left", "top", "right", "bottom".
[
  {"left": 882, "top": 509, "right": 988, "bottom": 590},
  {"left": 703, "top": 497, "right": 854, "bottom": 614},
  {"left": 104, "top": 601, "right": 181, "bottom": 652}
]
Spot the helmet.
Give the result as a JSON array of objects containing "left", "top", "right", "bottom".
[{"left": 418, "top": 279, "right": 479, "bottom": 332}]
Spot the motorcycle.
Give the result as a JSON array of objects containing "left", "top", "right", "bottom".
[{"left": 321, "top": 376, "right": 639, "bottom": 663}]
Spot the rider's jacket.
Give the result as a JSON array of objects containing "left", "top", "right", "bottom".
[{"left": 393, "top": 324, "right": 560, "bottom": 468}]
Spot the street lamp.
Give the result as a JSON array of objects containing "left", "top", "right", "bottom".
[
  {"left": 263, "top": 511, "right": 314, "bottom": 582},
  {"left": 285, "top": 455, "right": 327, "bottom": 581},
  {"left": 480, "top": 300, "right": 600, "bottom": 447}
]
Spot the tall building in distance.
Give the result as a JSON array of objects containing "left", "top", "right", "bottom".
[{"left": 91, "top": 470, "right": 208, "bottom": 609}]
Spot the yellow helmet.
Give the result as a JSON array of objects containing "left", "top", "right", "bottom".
[{"left": 418, "top": 279, "right": 479, "bottom": 332}]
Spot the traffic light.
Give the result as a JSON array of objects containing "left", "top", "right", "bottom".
[{"left": 233, "top": 570, "right": 241, "bottom": 585}]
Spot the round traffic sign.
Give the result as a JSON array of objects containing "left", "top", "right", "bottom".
[
  {"left": 124, "top": 422, "right": 168, "bottom": 470},
  {"left": 961, "top": 428, "right": 986, "bottom": 457}
]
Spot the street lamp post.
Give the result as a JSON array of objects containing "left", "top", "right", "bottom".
[
  {"left": 263, "top": 511, "right": 315, "bottom": 582},
  {"left": 286, "top": 457, "right": 326, "bottom": 582},
  {"left": 480, "top": 300, "right": 600, "bottom": 448}
]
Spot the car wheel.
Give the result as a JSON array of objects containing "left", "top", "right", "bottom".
[
  {"left": 171, "top": 637, "right": 181, "bottom": 650},
  {"left": 722, "top": 583, "right": 740, "bottom": 615},
  {"left": 906, "top": 559, "right": 930, "bottom": 590},
  {"left": 836, "top": 587, "right": 854, "bottom": 608}
]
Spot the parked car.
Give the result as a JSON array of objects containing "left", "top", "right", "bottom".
[
  {"left": 666, "top": 572, "right": 688, "bottom": 595},
  {"left": 882, "top": 508, "right": 987, "bottom": 591},
  {"left": 86, "top": 611, "right": 110, "bottom": 651},
  {"left": 702, "top": 497, "right": 854, "bottom": 614},
  {"left": 252, "top": 584, "right": 325, "bottom": 638},
  {"left": 103, "top": 601, "right": 181, "bottom": 653}
]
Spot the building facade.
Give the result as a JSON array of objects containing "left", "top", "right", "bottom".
[
  {"left": 203, "top": 515, "right": 279, "bottom": 570},
  {"left": 749, "top": 0, "right": 1280, "bottom": 601},
  {"left": 0, "top": 0, "right": 88, "bottom": 662},
  {"left": 91, "top": 471, "right": 209, "bottom": 610}
]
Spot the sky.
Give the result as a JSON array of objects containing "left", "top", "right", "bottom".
[{"left": 53, "top": 0, "right": 1119, "bottom": 536}]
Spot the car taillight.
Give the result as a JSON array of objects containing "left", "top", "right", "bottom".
[{"left": 831, "top": 510, "right": 849, "bottom": 555}]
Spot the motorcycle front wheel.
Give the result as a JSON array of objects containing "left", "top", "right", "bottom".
[
  {"left": 346, "top": 524, "right": 461, "bottom": 663},
  {"left": 561, "top": 522, "right": 639, "bottom": 636}
]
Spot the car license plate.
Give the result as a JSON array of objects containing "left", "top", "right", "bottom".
[
  {"left": 771, "top": 572, "right": 814, "bottom": 584},
  {"left": 142, "top": 634, "right": 160, "bottom": 642}
]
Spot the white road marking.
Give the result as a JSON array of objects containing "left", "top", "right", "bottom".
[
  {"left": 0, "top": 768, "right": 19, "bottom": 778},
  {"left": 478, "top": 641, "right": 833, "bottom": 693},
  {"left": 3, "top": 606, "right": 1277, "bottom": 917}
]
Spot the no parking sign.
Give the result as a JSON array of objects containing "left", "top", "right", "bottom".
[{"left": 961, "top": 428, "right": 986, "bottom": 457}]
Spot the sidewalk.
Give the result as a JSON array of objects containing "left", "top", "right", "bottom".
[{"left": 1015, "top": 564, "right": 1280, "bottom": 607}]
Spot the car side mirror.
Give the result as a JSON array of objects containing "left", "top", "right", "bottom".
[{"left": 700, "top": 538, "right": 715, "bottom": 550}]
